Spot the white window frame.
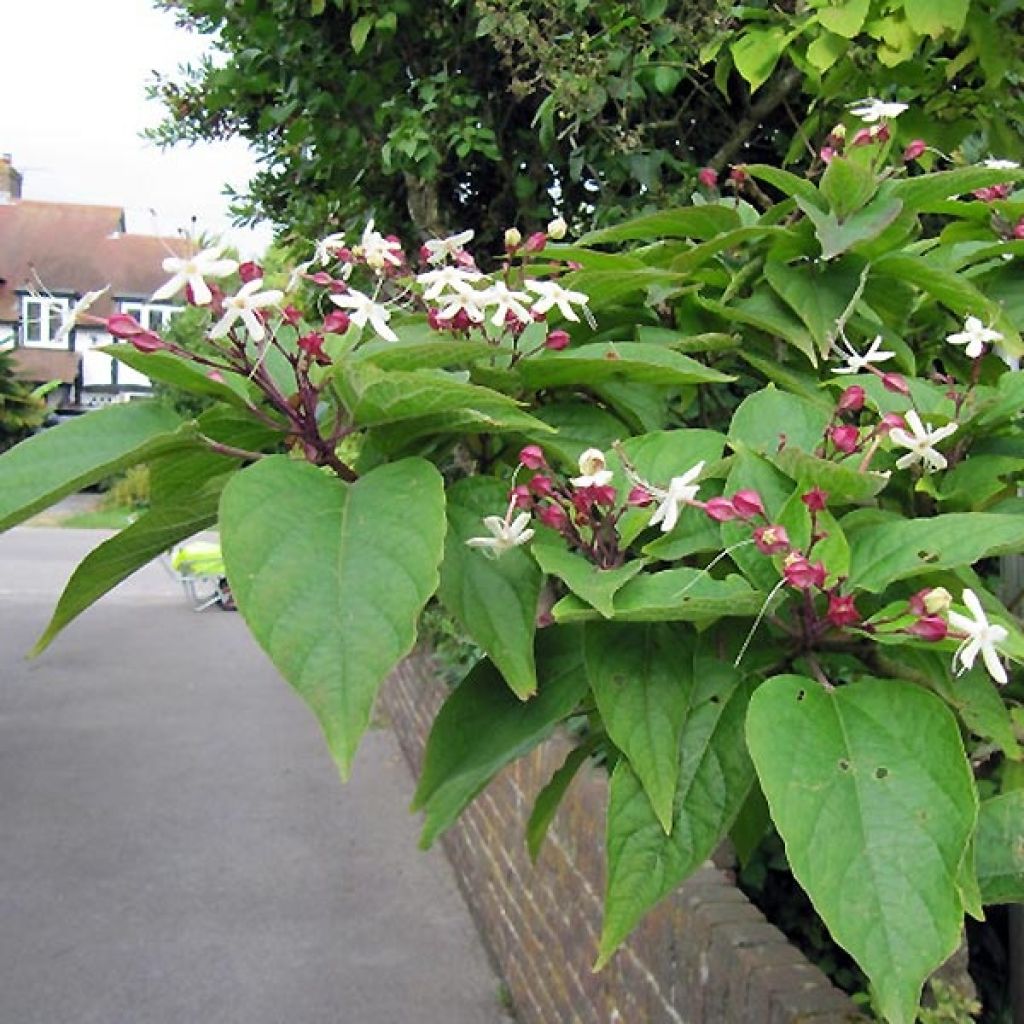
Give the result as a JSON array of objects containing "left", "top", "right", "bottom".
[
  {"left": 21, "top": 295, "right": 71, "bottom": 347},
  {"left": 120, "top": 301, "right": 177, "bottom": 334}
]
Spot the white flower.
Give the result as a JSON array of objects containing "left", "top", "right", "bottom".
[
  {"left": 483, "top": 282, "right": 532, "bottom": 328},
  {"left": 329, "top": 288, "right": 398, "bottom": 342},
  {"left": 465, "top": 511, "right": 534, "bottom": 557},
  {"left": 436, "top": 287, "right": 490, "bottom": 325},
  {"left": 888, "top": 409, "right": 958, "bottom": 472},
  {"left": 152, "top": 245, "right": 239, "bottom": 305},
  {"left": 849, "top": 98, "right": 908, "bottom": 123},
  {"left": 209, "top": 279, "right": 284, "bottom": 342},
  {"left": 833, "top": 334, "right": 895, "bottom": 375},
  {"left": 313, "top": 232, "right": 347, "bottom": 266},
  {"left": 286, "top": 260, "right": 313, "bottom": 292},
  {"left": 949, "top": 589, "right": 1009, "bottom": 685},
  {"left": 547, "top": 216, "right": 568, "bottom": 240},
  {"left": 946, "top": 315, "right": 1003, "bottom": 359},
  {"left": 416, "top": 265, "right": 484, "bottom": 302},
  {"left": 571, "top": 448, "right": 613, "bottom": 488},
  {"left": 647, "top": 463, "right": 705, "bottom": 534},
  {"left": 55, "top": 285, "right": 109, "bottom": 344},
  {"left": 423, "top": 229, "right": 475, "bottom": 265},
  {"left": 983, "top": 159, "right": 1020, "bottom": 170},
  {"left": 526, "top": 279, "right": 590, "bottom": 322},
  {"left": 357, "top": 220, "right": 403, "bottom": 271}
]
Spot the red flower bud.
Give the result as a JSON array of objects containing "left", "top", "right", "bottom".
[
  {"left": 850, "top": 128, "right": 874, "bottom": 148},
  {"left": 698, "top": 167, "right": 718, "bottom": 188},
  {"left": 903, "top": 139, "right": 926, "bottom": 162},
  {"left": 827, "top": 594, "right": 861, "bottom": 628},
  {"left": 753, "top": 524, "right": 790, "bottom": 555},
  {"left": 874, "top": 123, "right": 891, "bottom": 144},
  {"left": 545, "top": 329, "right": 571, "bottom": 351},
  {"left": 519, "top": 445, "right": 546, "bottom": 470},
  {"left": 704, "top": 497, "right": 739, "bottom": 522},
  {"left": 238, "top": 261, "right": 263, "bottom": 283},
  {"left": 524, "top": 232, "right": 547, "bottom": 253},
  {"left": 627, "top": 486, "right": 653, "bottom": 507},
  {"left": 418, "top": 244, "right": 432, "bottom": 264},
  {"left": 801, "top": 487, "right": 828, "bottom": 512},
  {"left": 322, "top": 310, "right": 351, "bottom": 334},
  {"left": 820, "top": 145, "right": 836, "bottom": 164},
  {"left": 590, "top": 484, "right": 617, "bottom": 507},
  {"left": 830, "top": 425, "right": 860, "bottom": 454},
  {"left": 837, "top": 385, "right": 866, "bottom": 414},
  {"left": 427, "top": 309, "right": 446, "bottom": 331},
  {"left": 908, "top": 616, "right": 948, "bottom": 642},
  {"left": 451, "top": 309, "right": 472, "bottom": 331},
  {"left": 130, "top": 331, "right": 164, "bottom": 353},
  {"left": 974, "top": 184, "right": 1012, "bottom": 202},
  {"left": 882, "top": 372, "right": 910, "bottom": 396},
  {"left": 510, "top": 485, "right": 532, "bottom": 510},
  {"left": 106, "top": 313, "right": 146, "bottom": 338},
  {"left": 297, "top": 331, "right": 330, "bottom": 364},
  {"left": 539, "top": 504, "right": 569, "bottom": 529},
  {"left": 728, "top": 165, "right": 748, "bottom": 185},
  {"left": 783, "top": 552, "right": 827, "bottom": 590},
  {"left": 879, "top": 413, "right": 906, "bottom": 434},
  {"left": 281, "top": 304, "right": 303, "bottom": 327},
  {"left": 308, "top": 271, "right": 335, "bottom": 286},
  {"left": 1014, "top": 219, "right": 1024, "bottom": 240},
  {"left": 529, "top": 474, "right": 554, "bottom": 497},
  {"left": 731, "top": 490, "right": 766, "bottom": 520}
]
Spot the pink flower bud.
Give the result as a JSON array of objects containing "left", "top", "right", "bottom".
[
  {"left": 698, "top": 167, "right": 718, "bottom": 188},
  {"left": 850, "top": 128, "right": 874, "bottom": 148},
  {"left": 238, "top": 261, "right": 263, "bottom": 283},
  {"left": 130, "top": 331, "right": 164, "bottom": 353},
  {"left": 106, "top": 313, "right": 146, "bottom": 338},
  {"left": 591, "top": 484, "right": 617, "bottom": 507},
  {"left": 830, "top": 425, "right": 860, "bottom": 454},
  {"left": 783, "top": 552, "right": 827, "bottom": 590},
  {"left": 504, "top": 308, "right": 528, "bottom": 333},
  {"left": 529, "top": 474, "right": 554, "bottom": 497},
  {"left": 731, "top": 490, "right": 766, "bottom": 520},
  {"left": 903, "top": 139, "right": 927, "bottom": 162},
  {"left": 524, "top": 232, "right": 547, "bottom": 253},
  {"left": 879, "top": 413, "right": 906, "bottom": 434},
  {"left": 418, "top": 244, "right": 432, "bottom": 264},
  {"left": 455, "top": 250, "right": 477, "bottom": 270},
  {"left": 510, "top": 485, "right": 532, "bottom": 510},
  {"left": 882, "top": 372, "right": 910, "bottom": 396},
  {"left": 1015, "top": 219, "right": 1024, "bottom": 240},
  {"left": 837, "top": 385, "right": 866, "bottom": 413},
  {"left": 729, "top": 165, "right": 748, "bottom": 185},
  {"left": 874, "top": 123, "right": 891, "bottom": 144},
  {"left": 519, "top": 445, "right": 546, "bottom": 470},
  {"left": 451, "top": 309, "right": 471, "bottom": 331},
  {"left": 753, "top": 525, "right": 790, "bottom": 555},
  {"left": 974, "top": 184, "right": 1012, "bottom": 202},
  {"left": 322, "top": 310, "right": 351, "bottom": 334},
  {"left": 820, "top": 146, "right": 836, "bottom": 164},
  {"left": 427, "top": 309, "right": 446, "bottom": 331},
  {"left": 704, "top": 497, "right": 739, "bottom": 522},
  {"left": 908, "top": 616, "right": 948, "bottom": 641},
  {"left": 539, "top": 504, "right": 569, "bottom": 529},
  {"left": 281, "top": 304, "right": 303, "bottom": 327},
  {"left": 827, "top": 594, "right": 861, "bottom": 628},
  {"left": 297, "top": 331, "right": 329, "bottom": 364},
  {"left": 308, "top": 271, "right": 335, "bottom": 286},
  {"left": 628, "top": 486, "right": 653, "bottom": 507},
  {"left": 801, "top": 487, "right": 828, "bottom": 511},
  {"left": 545, "top": 329, "right": 571, "bottom": 351}
]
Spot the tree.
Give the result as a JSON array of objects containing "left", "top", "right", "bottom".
[{"left": 0, "top": 350, "right": 47, "bottom": 452}]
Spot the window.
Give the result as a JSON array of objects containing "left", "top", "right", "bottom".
[
  {"left": 120, "top": 301, "right": 177, "bottom": 334},
  {"left": 21, "top": 296, "right": 70, "bottom": 347}
]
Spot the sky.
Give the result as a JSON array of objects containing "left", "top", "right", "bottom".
[{"left": 2, "top": 0, "right": 272, "bottom": 257}]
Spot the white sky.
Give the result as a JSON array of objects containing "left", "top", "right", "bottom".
[{"left": 1, "top": 0, "right": 273, "bottom": 257}]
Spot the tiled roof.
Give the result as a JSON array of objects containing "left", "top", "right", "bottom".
[
  {"left": 0, "top": 200, "right": 189, "bottom": 321},
  {"left": 9, "top": 347, "right": 80, "bottom": 384}
]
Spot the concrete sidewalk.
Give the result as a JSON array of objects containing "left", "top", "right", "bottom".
[{"left": 0, "top": 528, "right": 508, "bottom": 1024}]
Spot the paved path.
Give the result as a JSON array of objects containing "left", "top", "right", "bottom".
[{"left": 0, "top": 528, "right": 507, "bottom": 1024}]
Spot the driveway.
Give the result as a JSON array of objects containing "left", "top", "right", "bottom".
[{"left": 0, "top": 528, "right": 507, "bottom": 1024}]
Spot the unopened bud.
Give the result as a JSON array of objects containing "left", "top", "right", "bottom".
[
  {"left": 801, "top": 487, "right": 828, "bottom": 511},
  {"left": 504, "top": 227, "right": 522, "bottom": 250},
  {"left": 547, "top": 216, "right": 568, "bottom": 240},
  {"left": 524, "top": 231, "right": 547, "bottom": 253},
  {"left": 698, "top": 167, "right": 718, "bottom": 188},
  {"left": 731, "top": 490, "right": 766, "bottom": 520},
  {"left": 882, "top": 372, "right": 910, "bottom": 396},
  {"left": 238, "top": 261, "right": 263, "bottom": 283},
  {"left": 545, "top": 329, "right": 571, "bottom": 351},
  {"left": 903, "top": 139, "right": 927, "bottom": 162},
  {"left": 830, "top": 425, "right": 860, "bottom": 454},
  {"left": 627, "top": 486, "right": 653, "bottom": 507},
  {"left": 519, "top": 445, "right": 546, "bottom": 470},
  {"left": 908, "top": 616, "right": 948, "bottom": 642},
  {"left": 837, "top": 385, "right": 866, "bottom": 413},
  {"left": 322, "top": 310, "right": 351, "bottom": 334},
  {"left": 827, "top": 594, "right": 861, "bottom": 628},
  {"left": 704, "top": 497, "right": 739, "bottom": 522}
]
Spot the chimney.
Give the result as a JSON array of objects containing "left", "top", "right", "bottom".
[{"left": 0, "top": 155, "right": 22, "bottom": 204}]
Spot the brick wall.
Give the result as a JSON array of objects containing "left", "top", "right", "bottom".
[{"left": 381, "top": 654, "right": 865, "bottom": 1024}]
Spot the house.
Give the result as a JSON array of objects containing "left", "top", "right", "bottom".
[{"left": 0, "top": 154, "right": 189, "bottom": 411}]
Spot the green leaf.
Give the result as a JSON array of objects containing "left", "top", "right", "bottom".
[
  {"left": 774, "top": 447, "right": 890, "bottom": 503},
  {"left": 731, "top": 27, "right": 787, "bottom": 92},
  {"left": 948, "top": 671, "right": 1023, "bottom": 760},
  {"left": 819, "top": 157, "right": 878, "bottom": 219},
  {"left": 586, "top": 622, "right": 692, "bottom": 833},
  {"left": 976, "top": 791, "right": 1024, "bottom": 904},
  {"left": 669, "top": 226, "right": 794, "bottom": 274},
  {"left": 805, "top": 30, "right": 847, "bottom": 71},
  {"left": 350, "top": 13, "right": 373, "bottom": 51},
  {"left": 744, "top": 164, "right": 824, "bottom": 209},
  {"left": 904, "top": 0, "right": 968, "bottom": 36},
  {"left": 815, "top": 0, "right": 869, "bottom": 37},
  {"left": 519, "top": 342, "right": 733, "bottom": 390},
  {"left": 553, "top": 568, "right": 763, "bottom": 623},
  {"left": 33, "top": 450, "right": 236, "bottom": 653},
  {"left": 599, "top": 654, "right": 755, "bottom": 964},
  {"left": 888, "top": 167, "right": 1024, "bottom": 214},
  {"left": 728, "top": 387, "right": 831, "bottom": 456},
  {"left": 531, "top": 401, "right": 629, "bottom": 467},
  {"left": 103, "top": 344, "right": 251, "bottom": 408},
  {"left": 220, "top": 455, "right": 446, "bottom": 779},
  {"left": 701, "top": 290, "right": 819, "bottom": 365},
  {"left": 849, "top": 513, "right": 1024, "bottom": 591},
  {"left": 439, "top": 478, "right": 541, "bottom": 699},
  {"left": 578, "top": 206, "right": 741, "bottom": 245},
  {"left": 532, "top": 530, "right": 644, "bottom": 618},
  {"left": 353, "top": 336, "right": 495, "bottom": 371},
  {"left": 0, "top": 401, "right": 189, "bottom": 531},
  {"left": 747, "top": 676, "right": 978, "bottom": 1024},
  {"left": 526, "top": 737, "right": 598, "bottom": 862},
  {"left": 413, "top": 627, "right": 588, "bottom": 847},
  {"left": 797, "top": 193, "right": 905, "bottom": 260}
]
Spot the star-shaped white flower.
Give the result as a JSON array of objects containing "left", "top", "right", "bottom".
[
  {"left": 571, "top": 448, "right": 614, "bottom": 488},
  {"left": 209, "top": 279, "right": 284, "bottom": 342},
  {"left": 423, "top": 230, "right": 475, "bottom": 265},
  {"left": 465, "top": 511, "right": 534, "bottom": 558},
  {"left": 849, "top": 98, "right": 908, "bottom": 123},
  {"left": 286, "top": 260, "right": 313, "bottom": 292},
  {"left": 947, "top": 315, "right": 1003, "bottom": 359},
  {"left": 55, "top": 285, "right": 110, "bottom": 344},
  {"left": 358, "top": 220, "right": 403, "bottom": 271},
  {"left": 313, "top": 233, "right": 347, "bottom": 266},
  {"left": 483, "top": 282, "right": 532, "bottom": 328},
  {"left": 526, "top": 279, "right": 590, "bottom": 323},
  {"left": 833, "top": 335, "right": 896, "bottom": 375},
  {"left": 436, "top": 287, "right": 490, "bottom": 324},
  {"left": 330, "top": 288, "right": 398, "bottom": 342},
  {"left": 888, "top": 409, "right": 958, "bottom": 472},
  {"left": 647, "top": 463, "right": 705, "bottom": 534},
  {"left": 153, "top": 245, "right": 239, "bottom": 305},
  {"left": 416, "top": 266, "right": 484, "bottom": 302},
  {"left": 949, "top": 589, "right": 1009, "bottom": 685}
]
